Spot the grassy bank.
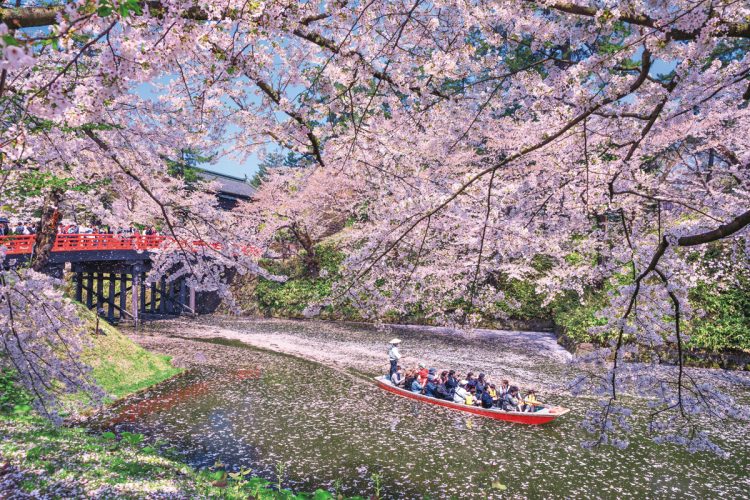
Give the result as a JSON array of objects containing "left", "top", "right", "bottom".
[
  {"left": 0, "top": 407, "right": 351, "bottom": 498},
  {"left": 0, "top": 314, "right": 354, "bottom": 498},
  {"left": 77, "top": 308, "right": 182, "bottom": 398}
]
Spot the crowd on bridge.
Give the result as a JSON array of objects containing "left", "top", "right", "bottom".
[
  {"left": 0, "top": 219, "right": 36, "bottom": 236},
  {"left": 387, "top": 339, "right": 545, "bottom": 413},
  {"left": 0, "top": 217, "right": 161, "bottom": 238},
  {"left": 56, "top": 224, "right": 160, "bottom": 236}
]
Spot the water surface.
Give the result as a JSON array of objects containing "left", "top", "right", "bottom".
[{"left": 97, "top": 320, "right": 750, "bottom": 499}]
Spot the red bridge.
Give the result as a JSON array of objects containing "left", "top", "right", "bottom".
[
  {"left": 1, "top": 234, "right": 260, "bottom": 325},
  {"left": 0, "top": 234, "right": 261, "bottom": 257}
]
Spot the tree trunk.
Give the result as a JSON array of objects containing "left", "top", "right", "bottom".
[
  {"left": 31, "top": 188, "right": 63, "bottom": 272},
  {"left": 290, "top": 223, "right": 319, "bottom": 277}
]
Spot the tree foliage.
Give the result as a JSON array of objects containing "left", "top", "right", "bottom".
[{"left": 0, "top": 0, "right": 748, "bottom": 449}]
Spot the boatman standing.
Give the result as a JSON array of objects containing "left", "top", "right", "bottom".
[{"left": 388, "top": 338, "right": 402, "bottom": 378}]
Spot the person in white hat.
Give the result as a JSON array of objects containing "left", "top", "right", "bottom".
[{"left": 388, "top": 338, "right": 402, "bottom": 379}]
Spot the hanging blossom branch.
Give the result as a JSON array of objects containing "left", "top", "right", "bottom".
[
  {"left": 574, "top": 208, "right": 750, "bottom": 452},
  {"left": 0, "top": 259, "right": 103, "bottom": 423}
]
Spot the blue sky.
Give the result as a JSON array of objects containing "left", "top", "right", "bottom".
[
  {"left": 134, "top": 80, "right": 262, "bottom": 179},
  {"left": 209, "top": 145, "right": 262, "bottom": 179}
]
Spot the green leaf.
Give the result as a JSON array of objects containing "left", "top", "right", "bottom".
[
  {"left": 209, "top": 470, "right": 226, "bottom": 481},
  {"left": 26, "top": 445, "right": 45, "bottom": 460},
  {"left": 2, "top": 34, "right": 21, "bottom": 47},
  {"left": 246, "top": 477, "right": 272, "bottom": 489},
  {"left": 12, "top": 404, "right": 32, "bottom": 415},
  {"left": 101, "top": 431, "right": 117, "bottom": 440},
  {"left": 312, "top": 489, "right": 334, "bottom": 500},
  {"left": 492, "top": 481, "right": 507, "bottom": 491},
  {"left": 97, "top": 6, "right": 113, "bottom": 17},
  {"left": 120, "top": 431, "right": 144, "bottom": 445}
]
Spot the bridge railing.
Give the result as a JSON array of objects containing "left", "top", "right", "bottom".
[
  {"left": 0, "top": 234, "right": 261, "bottom": 257},
  {"left": 0, "top": 234, "right": 35, "bottom": 255}
]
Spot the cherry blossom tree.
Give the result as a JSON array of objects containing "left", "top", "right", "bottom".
[
  {"left": 239, "top": 165, "right": 365, "bottom": 276},
  {"left": 0, "top": 0, "right": 748, "bottom": 447}
]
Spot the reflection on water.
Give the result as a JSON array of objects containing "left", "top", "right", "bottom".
[{"left": 94, "top": 324, "right": 750, "bottom": 499}]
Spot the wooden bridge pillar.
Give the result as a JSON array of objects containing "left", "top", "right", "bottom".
[
  {"left": 169, "top": 280, "right": 177, "bottom": 314},
  {"left": 131, "top": 271, "right": 140, "bottom": 328},
  {"left": 140, "top": 278, "right": 146, "bottom": 313},
  {"left": 149, "top": 282, "right": 156, "bottom": 313},
  {"left": 159, "top": 277, "right": 167, "bottom": 314},
  {"left": 179, "top": 280, "right": 187, "bottom": 312},
  {"left": 75, "top": 272, "right": 83, "bottom": 302},
  {"left": 107, "top": 273, "right": 116, "bottom": 322},
  {"left": 86, "top": 273, "right": 94, "bottom": 308},
  {"left": 96, "top": 273, "right": 104, "bottom": 311},
  {"left": 119, "top": 273, "right": 127, "bottom": 315}
]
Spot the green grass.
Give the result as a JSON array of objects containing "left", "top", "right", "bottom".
[
  {"left": 77, "top": 307, "right": 182, "bottom": 397},
  {"left": 0, "top": 411, "right": 352, "bottom": 498}
]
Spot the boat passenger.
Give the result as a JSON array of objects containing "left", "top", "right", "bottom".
[
  {"left": 498, "top": 380, "right": 510, "bottom": 398},
  {"left": 423, "top": 374, "right": 438, "bottom": 398},
  {"left": 465, "top": 372, "right": 477, "bottom": 392},
  {"left": 435, "top": 378, "right": 451, "bottom": 400},
  {"left": 453, "top": 380, "right": 470, "bottom": 404},
  {"left": 417, "top": 363, "right": 428, "bottom": 386},
  {"left": 465, "top": 386, "right": 477, "bottom": 406},
  {"left": 445, "top": 370, "right": 459, "bottom": 395},
  {"left": 488, "top": 384, "right": 499, "bottom": 406},
  {"left": 475, "top": 373, "right": 487, "bottom": 396},
  {"left": 501, "top": 386, "right": 522, "bottom": 412},
  {"left": 388, "top": 338, "right": 402, "bottom": 378},
  {"left": 410, "top": 376, "right": 423, "bottom": 393},
  {"left": 403, "top": 369, "right": 417, "bottom": 390},
  {"left": 523, "top": 389, "right": 541, "bottom": 412},
  {"left": 480, "top": 387, "right": 495, "bottom": 409},
  {"left": 391, "top": 365, "right": 405, "bottom": 387}
]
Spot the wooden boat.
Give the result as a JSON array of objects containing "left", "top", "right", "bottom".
[{"left": 375, "top": 376, "right": 569, "bottom": 425}]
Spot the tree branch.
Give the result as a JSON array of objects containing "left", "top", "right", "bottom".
[
  {"left": 527, "top": 1, "right": 750, "bottom": 40},
  {"left": 4, "top": 1, "right": 749, "bottom": 40},
  {"left": 677, "top": 209, "right": 750, "bottom": 246}
]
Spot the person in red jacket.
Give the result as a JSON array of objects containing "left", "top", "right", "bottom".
[{"left": 416, "top": 363, "right": 428, "bottom": 387}]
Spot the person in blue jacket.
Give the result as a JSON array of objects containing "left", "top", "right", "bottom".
[
  {"left": 480, "top": 388, "right": 495, "bottom": 409},
  {"left": 410, "top": 374, "right": 423, "bottom": 393},
  {"left": 422, "top": 374, "right": 438, "bottom": 397}
]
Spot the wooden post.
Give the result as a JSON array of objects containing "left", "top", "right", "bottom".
[
  {"left": 159, "top": 277, "right": 167, "bottom": 314},
  {"left": 189, "top": 286, "right": 196, "bottom": 314},
  {"left": 179, "top": 280, "right": 187, "bottom": 314},
  {"left": 75, "top": 271, "right": 83, "bottom": 302},
  {"left": 168, "top": 280, "right": 176, "bottom": 314},
  {"left": 86, "top": 272, "right": 94, "bottom": 308},
  {"left": 140, "top": 278, "right": 146, "bottom": 314},
  {"left": 107, "top": 273, "right": 115, "bottom": 322},
  {"left": 131, "top": 269, "right": 140, "bottom": 328},
  {"left": 119, "top": 273, "right": 127, "bottom": 319},
  {"left": 96, "top": 272, "right": 104, "bottom": 310},
  {"left": 150, "top": 282, "right": 156, "bottom": 313}
]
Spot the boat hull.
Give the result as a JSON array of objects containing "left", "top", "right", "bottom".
[{"left": 375, "top": 377, "right": 568, "bottom": 425}]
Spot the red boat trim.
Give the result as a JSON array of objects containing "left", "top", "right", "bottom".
[{"left": 375, "top": 377, "right": 569, "bottom": 425}]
